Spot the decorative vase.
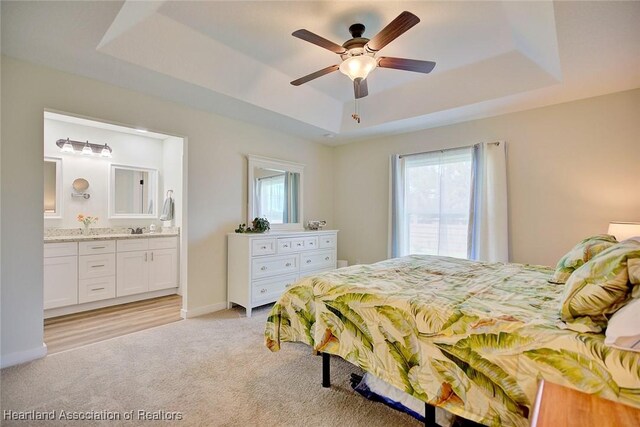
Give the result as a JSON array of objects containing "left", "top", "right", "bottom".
[{"left": 82, "top": 224, "right": 91, "bottom": 236}]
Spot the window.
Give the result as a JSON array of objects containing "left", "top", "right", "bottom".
[
  {"left": 394, "top": 147, "right": 473, "bottom": 258},
  {"left": 257, "top": 174, "right": 286, "bottom": 224}
]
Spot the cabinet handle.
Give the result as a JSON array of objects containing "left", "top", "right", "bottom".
[
  {"left": 306, "top": 260, "right": 311, "bottom": 264},
  {"left": 91, "top": 287, "right": 105, "bottom": 291},
  {"left": 92, "top": 246, "right": 106, "bottom": 249},
  {"left": 260, "top": 288, "right": 267, "bottom": 294},
  {"left": 325, "top": 257, "right": 330, "bottom": 261},
  {"left": 261, "top": 266, "right": 267, "bottom": 271},
  {"left": 151, "top": 252, "right": 154, "bottom": 261},
  {"left": 145, "top": 253, "right": 148, "bottom": 262},
  {"left": 285, "top": 263, "right": 291, "bottom": 267},
  {"left": 261, "top": 246, "right": 267, "bottom": 249},
  {"left": 91, "top": 264, "right": 105, "bottom": 268}
]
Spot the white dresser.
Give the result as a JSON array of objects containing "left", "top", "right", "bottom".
[{"left": 227, "top": 230, "right": 338, "bottom": 316}]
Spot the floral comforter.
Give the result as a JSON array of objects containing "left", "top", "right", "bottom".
[{"left": 265, "top": 255, "right": 640, "bottom": 426}]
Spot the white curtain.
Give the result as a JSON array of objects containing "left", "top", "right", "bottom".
[{"left": 468, "top": 142, "right": 509, "bottom": 262}]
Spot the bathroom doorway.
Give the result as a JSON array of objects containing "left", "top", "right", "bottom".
[{"left": 42, "top": 111, "right": 187, "bottom": 353}]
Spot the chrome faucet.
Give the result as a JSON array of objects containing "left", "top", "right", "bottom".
[{"left": 129, "top": 227, "right": 144, "bottom": 235}]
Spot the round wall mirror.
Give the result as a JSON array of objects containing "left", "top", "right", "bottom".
[{"left": 72, "top": 178, "right": 89, "bottom": 192}]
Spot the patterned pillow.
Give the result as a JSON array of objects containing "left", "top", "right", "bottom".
[
  {"left": 550, "top": 234, "right": 618, "bottom": 284},
  {"left": 560, "top": 240, "right": 640, "bottom": 332}
]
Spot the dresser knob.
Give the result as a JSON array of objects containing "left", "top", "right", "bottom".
[
  {"left": 261, "top": 266, "right": 267, "bottom": 271},
  {"left": 285, "top": 283, "right": 292, "bottom": 288},
  {"left": 260, "top": 288, "right": 267, "bottom": 294},
  {"left": 283, "top": 244, "right": 289, "bottom": 248},
  {"left": 285, "top": 262, "right": 291, "bottom": 267},
  {"left": 261, "top": 246, "right": 267, "bottom": 250},
  {"left": 297, "top": 243, "right": 302, "bottom": 247},
  {"left": 306, "top": 260, "right": 311, "bottom": 264},
  {"left": 325, "top": 257, "right": 330, "bottom": 261}
]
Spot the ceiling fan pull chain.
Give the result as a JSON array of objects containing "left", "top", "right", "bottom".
[{"left": 352, "top": 99, "right": 361, "bottom": 124}]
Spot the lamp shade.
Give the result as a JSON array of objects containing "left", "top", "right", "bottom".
[
  {"left": 608, "top": 222, "right": 640, "bottom": 241},
  {"left": 339, "top": 56, "right": 377, "bottom": 81}
]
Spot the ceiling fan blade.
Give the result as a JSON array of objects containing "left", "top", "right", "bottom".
[
  {"left": 378, "top": 57, "right": 436, "bottom": 74},
  {"left": 354, "top": 78, "right": 368, "bottom": 99},
  {"left": 290, "top": 64, "right": 340, "bottom": 86},
  {"left": 366, "top": 11, "right": 420, "bottom": 52},
  {"left": 292, "top": 29, "right": 347, "bottom": 54}
]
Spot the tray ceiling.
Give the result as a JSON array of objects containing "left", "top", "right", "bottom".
[{"left": 2, "top": 1, "right": 639, "bottom": 144}]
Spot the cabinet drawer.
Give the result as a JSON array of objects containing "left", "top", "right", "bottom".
[
  {"left": 300, "top": 250, "right": 335, "bottom": 271},
  {"left": 79, "top": 240, "right": 115, "bottom": 255},
  {"left": 252, "top": 238, "right": 276, "bottom": 256},
  {"left": 251, "top": 274, "right": 298, "bottom": 305},
  {"left": 304, "top": 237, "right": 319, "bottom": 250},
  {"left": 117, "top": 238, "right": 149, "bottom": 253},
  {"left": 44, "top": 242, "right": 78, "bottom": 258},
  {"left": 148, "top": 236, "right": 178, "bottom": 250},
  {"left": 78, "top": 276, "right": 116, "bottom": 304},
  {"left": 318, "top": 234, "right": 337, "bottom": 249},
  {"left": 79, "top": 253, "right": 116, "bottom": 279},
  {"left": 252, "top": 254, "right": 298, "bottom": 279}
]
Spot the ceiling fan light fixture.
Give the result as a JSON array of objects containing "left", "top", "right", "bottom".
[{"left": 339, "top": 55, "right": 377, "bottom": 81}]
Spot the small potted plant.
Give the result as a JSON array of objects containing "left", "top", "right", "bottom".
[
  {"left": 77, "top": 213, "right": 99, "bottom": 236},
  {"left": 235, "top": 217, "right": 270, "bottom": 233}
]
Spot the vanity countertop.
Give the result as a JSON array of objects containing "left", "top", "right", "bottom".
[
  {"left": 227, "top": 229, "right": 338, "bottom": 236},
  {"left": 44, "top": 232, "right": 179, "bottom": 243}
]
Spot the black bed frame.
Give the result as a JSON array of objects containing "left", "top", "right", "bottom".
[{"left": 321, "top": 352, "right": 439, "bottom": 427}]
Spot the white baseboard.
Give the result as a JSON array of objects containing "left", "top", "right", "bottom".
[
  {"left": 180, "top": 302, "right": 227, "bottom": 319},
  {"left": 1, "top": 343, "right": 48, "bottom": 369}
]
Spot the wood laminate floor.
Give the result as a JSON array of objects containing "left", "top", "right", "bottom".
[{"left": 44, "top": 295, "right": 183, "bottom": 354}]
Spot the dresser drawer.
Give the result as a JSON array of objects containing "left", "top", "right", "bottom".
[
  {"left": 278, "top": 237, "right": 306, "bottom": 252},
  {"left": 318, "top": 234, "right": 337, "bottom": 249},
  {"left": 303, "top": 237, "right": 319, "bottom": 250},
  {"left": 299, "top": 267, "right": 334, "bottom": 279},
  {"left": 78, "top": 276, "right": 116, "bottom": 304},
  {"left": 44, "top": 242, "right": 78, "bottom": 258},
  {"left": 117, "top": 238, "right": 149, "bottom": 253},
  {"left": 79, "top": 253, "right": 116, "bottom": 279},
  {"left": 252, "top": 238, "right": 276, "bottom": 256},
  {"left": 252, "top": 254, "right": 298, "bottom": 279},
  {"left": 79, "top": 240, "right": 115, "bottom": 255},
  {"left": 148, "top": 236, "right": 178, "bottom": 250},
  {"left": 301, "top": 250, "right": 335, "bottom": 271},
  {"left": 251, "top": 274, "right": 298, "bottom": 305}
]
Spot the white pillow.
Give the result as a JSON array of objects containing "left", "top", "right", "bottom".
[{"left": 605, "top": 298, "right": 640, "bottom": 352}]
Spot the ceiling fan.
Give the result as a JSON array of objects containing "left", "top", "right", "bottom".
[{"left": 290, "top": 11, "right": 436, "bottom": 102}]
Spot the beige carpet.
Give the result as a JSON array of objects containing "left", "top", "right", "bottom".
[{"left": 1, "top": 306, "right": 423, "bottom": 426}]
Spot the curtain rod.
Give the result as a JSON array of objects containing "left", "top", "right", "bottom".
[{"left": 398, "top": 141, "right": 500, "bottom": 159}]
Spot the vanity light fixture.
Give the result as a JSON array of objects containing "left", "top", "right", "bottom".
[
  {"left": 100, "top": 143, "right": 112, "bottom": 158},
  {"left": 81, "top": 141, "right": 93, "bottom": 155},
  {"left": 61, "top": 138, "right": 74, "bottom": 153},
  {"left": 56, "top": 138, "right": 113, "bottom": 157}
]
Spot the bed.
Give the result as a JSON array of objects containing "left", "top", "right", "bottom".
[{"left": 265, "top": 255, "right": 640, "bottom": 427}]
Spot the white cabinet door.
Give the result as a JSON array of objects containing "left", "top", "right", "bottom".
[
  {"left": 148, "top": 248, "right": 178, "bottom": 291},
  {"left": 43, "top": 256, "right": 78, "bottom": 309},
  {"left": 116, "top": 251, "right": 149, "bottom": 297}
]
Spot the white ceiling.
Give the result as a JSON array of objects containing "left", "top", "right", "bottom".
[{"left": 3, "top": 1, "right": 640, "bottom": 145}]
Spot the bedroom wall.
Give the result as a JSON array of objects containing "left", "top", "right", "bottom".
[
  {"left": 0, "top": 56, "right": 334, "bottom": 364},
  {"left": 333, "top": 88, "right": 640, "bottom": 267}
]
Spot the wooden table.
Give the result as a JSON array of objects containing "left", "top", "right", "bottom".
[{"left": 531, "top": 380, "right": 640, "bottom": 427}]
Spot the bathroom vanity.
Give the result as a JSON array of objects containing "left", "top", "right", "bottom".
[{"left": 43, "top": 233, "right": 179, "bottom": 318}]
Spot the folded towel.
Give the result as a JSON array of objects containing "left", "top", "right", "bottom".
[{"left": 160, "top": 195, "right": 174, "bottom": 221}]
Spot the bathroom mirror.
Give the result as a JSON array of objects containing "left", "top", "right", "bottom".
[
  {"left": 44, "top": 157, "right": 62, "bottom": 218},
  {"left": 247, "top": 155, "right": 304, "bottom": 230},
  {"left": 109, "top": 164, "right": 158, "bottom": 218}
]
